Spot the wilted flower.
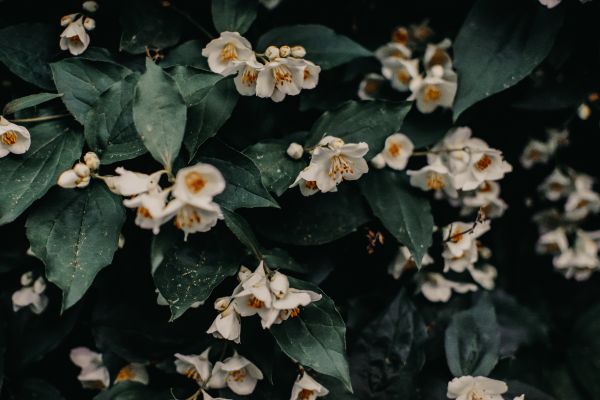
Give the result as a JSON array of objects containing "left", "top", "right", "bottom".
[
  {"left": 0, "top": 116, "right": 31, "bottom": 157},
  {"left": 290, "top": 372, "right": 329, "bottom": 400},
  {"left": 447, "top": 376, "right": 508, "bottom": 400},
  {"left": 70, "top": 347, "right": 110, "bottom": 390},
  {"left": 12, "top": 272, "right": 48, "bottom": 314},
  {"left": 123, "top": 190, "right": 170, "bottom": 234},
  {"left": 207, "top": 297, "right": 242, "bottom": 343}
]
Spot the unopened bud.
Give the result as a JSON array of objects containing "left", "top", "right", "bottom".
[
  {"left": 279, "top": 45, "right": 291, "bottom": 57},
  {"left": 84, "top": 151, "right": 100, "bottom": 170},
  {"left": 73, "top": 162, "right": 90, "bottom": 178},
  {"left": 60, "top": 14, "right": 77, "bottom": 27},
  {"left": 57, "top": 169, "right": 80, "bottom": 188},
  {"left": 238, "top": 266, "right": 252, "bottom": 281},
  {"left": 430, "top": 65, "right": 444, "bottom": 78},
  {"left": 20, "top": 271, "right": 34, "bottom": 286},
  {"left": 82, "top": 0, "right": 99, "bottom": 13},
  {"left": 83, "top": 17, "right": 96, "bottom": 31},
  {"left": 291, "top": 45, "right": 306, "bottom": 58},
  {"left": 269, "top": 271, "right": 289, "bottom": 299},
  {"left": 118, "top": 233, "right": 125, "bottom": 249},
  {"left": 265, "top": 45, "right": 280, "bottom": 60},
  {"left": 76, "top": 175, "right": 91, "bottom": 188},
  {"left": 578, "top": 103, "right": 591, "bottom": 120},
  {"left": 286, "top": 142, "right": 304, "bottom": 160},
  {"left": 371, "top": 153, "right": 385, "bottom": 169},
  {"left": 33, "top": 277, "right": 46, "bottom": 294}
]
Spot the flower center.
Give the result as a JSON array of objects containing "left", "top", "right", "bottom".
[
  {"left": 423, "top": 85, "right": 441, "bottom": 102},
  {"left": 576, "top": 199, "right": 590, "bottom": 209},
  {"left": 248, "top": 296, "right": 264, "bottom": 309},
  {"left": 185, "top": 171, "right": 206, "bottom": 193},
  {"left": 388, "top": 49, "right": 406, "bottom": 58},
  {"left": 138, "top": 207, "right": 153, "bottom": 219},
  {"left": 220, "top": 43, "right": 238, "bottom": 62},
  {"left": 242, "top": 67, "right": 258, "bottom": 86},
  {"left": 388, "top": 142, "right": 403, "bottom": 157},
  {"left": 298, "top": 389, "right": 315, "bottom": 400},
  {"left": 116, "top": 365, "right": 136, "bottom": 382},
  {"left": 426, "top": 172, "right": 445, "bottom": 189},
  {"left": 68, "top": 35, "right": 83, "bottom": 45},
  {"left": 474, "top": 154, "right": 492, "bottom": 171},
  {"left": 329, "top": 155, "right": 353, "bottom": 178},
  {"left": 1, "top": 131, "right": 17, "bottom": 145},
  {"left": 175, "top": 207, "right": 202, "bottom": 229},
  {"left": 228, "top": 369, "right": 247, "bottom": 382},
  {"left": 304, "top": 180, "right": 317, "bottom": 190},
  {"left": 396, "top": 69, "right": 411, "bottom": 85},
  {"left": 450, "top": 229, "right": 464, "bottom": 243},
  {"left": 549, "top": 182, "right": 564, "bottom": 192},
  {"left": 185, "top": 367, "right": 201, "bottom": 381},
  {"left": 392, "top": 27, "right": 409, "bottom": 44},
  {"left": 273, "top": 65, "right": 293, "bottom": 87},
  {"left": 304, "top": 69, "right": 310, "bottom": 81},
  {"left": 527, "top": 148, "right": 542, "bottom": 161},
  {"left": 364, "top": 80, "right": 380, "bottom": 94},
  {"left": 467, "top": 391, "right": 485, "bottom": 400},
  {"left": 289, "top": 307, "right": 301, "bottom": 318}
]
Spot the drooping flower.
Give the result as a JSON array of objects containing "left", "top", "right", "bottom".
[
  {"left": 564, "top": 174, "right": 600, "bottom": 221},
  {"left": 442, "top": 221, "right": 490, "bottom": 259},
  {"left": 70, "top": 347, "right": 110, "bottom": 390},
  {"left": 123, "top": 190, "right": 171, "bottom": 234},
  {"left": 60, "top": 17, "right": 90, "bottom": 55},
  {"left": 174, "top": 349, "right": 212, "bottom": 386},
  {"left": 0, "top": 116, "right": 31, "bottom": 157},
  {"left": 104, "top": 168, "right": 163, "bottom": 197},
  {"left": 202, "top": 32, "right": 254, "bottom": 75},
  {"left": 207, "top": 297, "right": 242, "bottom": 343},
  {"left": 231, "top": 59, "right": 264, "bottom": 96},
  {"left": 374, "top": 42, "right": 412, "bottom": 64},
  {"left": 114, "top": 363, "right": 149, "bottom": 385},
  {"left": 209, "top": 352, "right": 264, "bottom": 396},
  {"left": 536, "top": 227, "right": 569, "bottom": 255},
  {"left": 461, "top": 181, "right": 508, "bottom": 219},
  {"left": 424, "top": 38, "right": 453, "bottom": 71},
  {"left": 553, "top": 230, "right": 600, "bottom": 281},
  {"left": 446, "top": 376, "right": 508, "bottom": 400},
  {"left": 377, "top": 133, "right": 414, "bottom": 170},
  {"left": 12, "top": 272, "right": 48, "bottom": 314},
  {"left": 290, "top": 372, "right": 329, "bottom": 400},
  {"left": 420, "top": 273, "right": 478, "bottom": 303},
  {"left": 520, "top": 140, "right": 551, "bottom": 169},
  {"left": 265, "top": 271, "right": 321, "bottom": 328}
]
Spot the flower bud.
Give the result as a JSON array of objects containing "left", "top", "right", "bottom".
[
  {"left": 84, "top": 151, "right": 100, "bottom": 170},
  {"left": 577, "top": 103, "right": 591, "bottom": 120},
  {"left": 279, "top": 45, "right": 291, "bottom": 57},
  {"left": 82, "top": 0, "right": 99, "bottom": 13},
  {"left": 269, "top": 271, "right": 289, "bottom": 299},
  {"left": 33, "top": 277, "right": 46, "bottom": 294},
  {"left": 118, "top": 233, "right": 125, "bottom": 249},
  {"left": 60, "top": 14, "right": 77, "bottom": 27},
  {"left": 286, "top": 142, "right": 304, "bottom": 160},
  {"left": 214, "top": 296, "right": 231, "bottom": 311},
  {"left": 57, "top": 169, "right": 80, "bottom": 188},
  {"left": 76, "top": 175, "right": 91, "bottom": 188},
  {"left": 20, "top": 271, "right": 33, "bottom": 286},
  {"left": 265, "top": 45, "right": 280, "bottom": 60},
  {"left": 370, "top": 153, "right": 386, "bottom": 169},
  {"left": 73, "top": 162, "right": 90, "bottom": 178},
  {"left": 430, "top": 65, "right": 445, "bottom": 78},
  {"left": 83, "top": 17, "right": 96, "bottom": 31},
  {"left": 291, "top": 45, "right": 306, "bottom": 58}
]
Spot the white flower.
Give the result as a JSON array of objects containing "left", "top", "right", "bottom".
[
  {"left": 60, "top": 17, "right": 90, "bottom": 56},
  {"left": 12, "top": 273, "right": 48, "bottom": 314},
  {"left": 290, "top": 372, "right": 329, "bottom": 400},
  {"left": 84, "top": 151, "right": 100, "bottom": 170},
  {"left": 232, "top": 59, "right": 264, "bottom": 96},
  {"left": 83, "top": 17, "right": 96, "bottom": 31},
  {"left": 388, "top": 246, "right": 433, "bottom": 279},
  {"left": 0, "top": 116, "right": 31, "bottom": 157},
  {"left": 375, "top": 42, "right": 412, "bottom": 65},
  {"left": 379, "top": 133, "right": 414, "bottom": 170},
  {"left": 520, "top": 140, "right": 551, "bottom": 169},
  {"left": 260, "top": 0, "right": 282, "bottom": 9},
  {"left": 265, "top": 45, "right": 280, "bottom": 60},
  {"left": 564, "top": 174, "right": 600, "bottom": 221},
  {"left": 174, "top": 349, "right": 212, "bottom": 385},
  {"left": 447, "top": 376, "right": 508, "bottom": 400},
  {"left": 82, "top": 1, "right": 99, "bottom": 13},
  {"left": 172, "top": 163, "right": 226, "bottom": 210},
  {"left": 538, "top": 168, "right": 572, "bottom": 201},
  {"left": 104, "top": 167, "right": 163, "bottom": 197},
  {"left": 114, "top": 363, "right": 149, "bottom": 385},
  {"left": 207, "top": 297, "right": 242, "bottom": 343},
  {"left": 286, "top": 142, "right": 304, "bottom": 160},
  {"left": 421, "top": 273, "right": 477, "bottom": 302},
  {"left": 539, "top": 0, "right": 562, "bottom": 8},
  {"left": 201, "top": 390, "right": 230, "bottom": 400},
  {"left": 256, "top": 58, "right": 304, "bottom": 102},
  {"left": 167, "top": 200, "right": 224, "bottom": 239},
  {"left": 461, "top": 181, "right": 508, "bottom": 219},
  {"left": 443, "top": 241, "right": 478, "bottom": 273},
  {"left": 452, "top": 141, "right": 512, "bottom": 191},
  {"left": 123, "top": 190, "right": 170, "bottom": 234},
  {"left": 291, "top": 136, "right": 369, "bottom": 195},
  {"left": 233, "top": 263, "right": 274, "bottom": 323},
  {"left": 209, "top": 352, "right": 263, "bottom": 395},
  {"left": 370, "top": 153, "right": 386, "bottom": 169},
  {"left": 408, "top": 67, "right": 457, "bottom": 113},
  {"left": 467, "top": 264, "right": 497, "bottom": 290},
  {"left": 536, "top": 227, "right": 569, "bottom": 255},
  {"left": 428, "top": 127, "right": 473, "bottom": 174},
  {"left": 407, "top": 159, "right": 458, "bottom": 198},
  {"left": 442, "top": 221, "right": 490, "bottom": 258},
  {"left": 553, "top": 230, "right": 600, "bottom": 281},
  {"left": 295, "top": 59, "right": 321, "bottom": 90},
  {"left": 546, "top": 128, "right": 569, "bottom": 152},
  {"left": 424, "top": 38, "right": 453, "bottom": 71},
  {"left": 70, "top": 347, "right": 110, "bottom": 390},
  {"left": 358, "top": 73, "right": 385, "bottom": 100},
  {"left": 202, "top": 32, "right": 254, "bottom": 76},
  {"left": 265, "top": 271, "right": 321, "bottom": 328},
  {"left": 382, "top": 58, "right": 420, "bottom": 92}
]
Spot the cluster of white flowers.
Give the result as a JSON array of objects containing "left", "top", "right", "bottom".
[
  {"left": 59, "top": 1, "right": 98, "bottom": 56},
  {"left": 290, "top": 136, "right": 369, "bottom": 196},
  {"left": 202, "top": 32, "right": 321, "bottom": 102},
  {"left": 533, "top": 168, "right": 600, "bottom": 280},
  {"left": 0, "top": 116, "right": 30, "bottom": 158},
  {"left": 408, "top": 127, "right": 512, "bottom": 219},
  {"left": 447, "top": 376, "right": 524, "bottom": 400},
  {"left": 420, "top": 219, "right": 497, "bottom": 303},
  {"left": 520, "top": 128, "right": 568, "bottom": 169},
  {"left": 361, "top": 23, "right": 457, "bottom": 113},
  {"left": 11, "top": 271, "right": 48, "bottom": 314},
  {"left": 69, "top": 347, "right": 148, "bottom": 391},
  {"left": 208, "top": 262, "right": 322, "bottom": 343},
  {"left": 57, "top": 151, "right": 100, "bottom": 189}
]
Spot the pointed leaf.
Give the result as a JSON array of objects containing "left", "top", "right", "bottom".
[
  {"left": 3, "top": 93, "right": 62, "bottom": 115},
  {"left": 212, "top": 0, "right": 258, "bottom": 34}
]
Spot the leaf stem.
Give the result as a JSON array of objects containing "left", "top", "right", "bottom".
[{"left": 9, "top": 113, "right": 71, "bottom": 123}]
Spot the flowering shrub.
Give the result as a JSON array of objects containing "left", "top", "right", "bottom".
[{"left": 0, "top": 0, "right": 599, "bottom": 399}]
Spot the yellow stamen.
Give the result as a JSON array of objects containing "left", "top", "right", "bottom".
[
  {"left": 396, "top": 69, "right": 411, "bottom": 85},
  {"left": 298, "top": 389, "right": 315, "bottom": 400},
  {"left": 329, "top": 155, "right": 354, "bottom": 179},
  {"left": 115, "top": 365, "right": 136, "bottom": 382},
  {"left": 426, "top": 173, "right": 445, "bottom": 190},
  {"left": 185, "top": 171, "right": 206, "bottom": 193},
  {"left": 304, "top": 180, "right": 317, "bottom": 190},
  {"left": 228, "top": 369, "right": 247, "bottom": 382},
  {"left": 1, "top": 131, "right": 17, "bottom": 145},
  {"left": 474, "top": 154, "right": 492, "bottom": 171},
  {"left": 388, "top": 142, "right": 403, "bottom": 157},
  {"left": 423, "top": 85, "right": 441, "bottom": 102},
  {"left": 220, "top": 43, "right": 238, "bottom": 62},
  {"left": 248, "top": 296, "right": 264, "bottom": 309}
]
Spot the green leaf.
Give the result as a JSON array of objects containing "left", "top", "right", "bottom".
[
  {"left": 257, "top": 25, "right": 372, "bottom": 70},
  {"left": 243, "top": 132, "right": 308, "bottom": 196},
  {"left": 262, "top": 248, "right": 309, "bottom": 274},
  {"left": 153, "top": 244, "right": 240, "bottom": 320},
  {"left": 0, "top": 23, "right": 57, "bottom": 90},
  {"left": 162, "top": 40, "right": 210, "bottom": 70},
  {"left": 445, "top": 296, "right": 500, "bottom": 377},
  {"left": 14, "top": 378, "right": 65, "bottom": 400},
  {"left": 133, "top": 58, "right": 187, "bottom": 170},
  {"left": 0, "top": 120, "right": 84, "bottom": 225},
  {"left": 307, "top": 101, "right": 412, "bottom": 158},
  {"left": 183, "top": 78, "right": 239, "bottom": 159},
  {"left": 351, "top": 290, "right": 427, "bottom": 399},
  {"left": 271, "top": 278, "right": 352, "bottom": 391},
  {"left": 568, "top": 303, "right": 600, "bottom": 399},
  {"left": 3, "top": 93, "right": 62, "bottom": 115},
  {"left": 51, "top": 59, "right": 133, "bottom": 123},
  {"left": 222, "top": 208, "right": 263, "bottom": 258},
  {"left": 95, "top": 381, "right": 168, "bottom": 400},
  {"left": 360, "top": 170, "right": 433, "bottom": 268},
  {"left": 84, "top": 73, "right": 147, "bottom": 164},
  {"left": 26, "top": 183, "right": 126, "bottom": 310},
  {"left": 212, "top": 0, "right": 258, "bottom": 34},
  {"left": 170, "top": 66, "right": 224, "bottom": 106},
  {"left": 452, "top": 0, "right": 564, "bottom": 120},
  {"left": 119, "top": 0, "right": 183, "bottom": 54},
  {"left": 197, "top": 140, "right": 278, "bottom": 210},
  {"left": 0, "top": 323, "right": 5, "bottom": 392},
  {"left": 253, "top": 185, "right": 369, "bottom": 246}
]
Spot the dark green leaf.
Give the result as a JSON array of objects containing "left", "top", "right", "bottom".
[
  {"left": 153, "top": 244, "right": 240, "bottom": 320},
  {"left": 3, "top": 93, "right": 62, "bottom": 115},
  {"left": 307, "top": 101, "right": 412, "bottom": 158},
  {"left": 212, "top": 0, "right": 258, "bottom": 34},
  {"left": 453, "top": 0, "right": 564, "bottom": 120},
  {"left": 243, "top": 132, "right": 308, "bottom": 196},
  {"left": 95, "top": 381, "right": 168, "bottom": 400},
  {"left": 0, "top": 120, "right": 83, "bottom": 225},
  {"left": 271, "top": 278, "right": 352, "bottom": 391},
  {"left": 262, "top": 248, "right": 309, "bottom": 274},
  {"left": 223, "top": 208, "right": 263, "bottom": 258},
  {"left": 119, "top": 0, "right": 183, "bottom": 54},
  {"left": 85, "top": 73, "right": 147, "bottom": 164},
  {"left": 360, "top": 170, "right": 433, "bottom": 268},
  {"left": 506, "top": 381, "right": 555, "bottom": 400},
  {"left": 568, "top": 303, "right": 600, "bottom": 399},
  {"left": 162, "top": 40, "right": 210, "bottom": 69},
  {"left": 51, "top": 59, "right": 132, "bottom": 123},
  {"left": 257, "top": 25, "right": 371, "bottom": 70},
  {"left": 13, "top": 378, "right": 65, "bottom": 400},
  {"left": 0, "top": 23, "right": 57, "bottom": 90},
  {"left": 133, "top": 58, "right": 187, "bottom": 169},
  {"left": 26, "top": 183, "right": 126, "bottom": 310},
  {"left": 169, "top": 66, "right": 224, "bottom": 106},
  {"left": 445, "top": 296, "right": 500, "bottom": 376}
]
